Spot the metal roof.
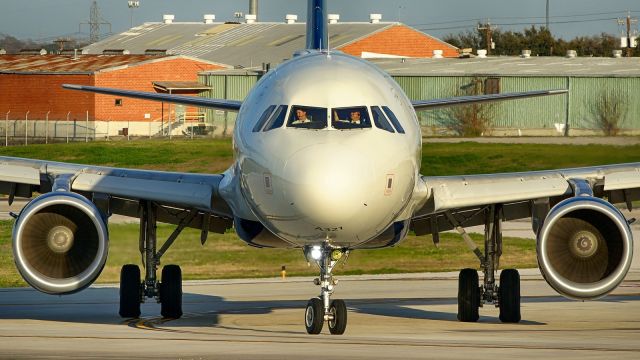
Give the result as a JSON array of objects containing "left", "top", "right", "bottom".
[
  {"left": 152, "top": 81, "right": 211, "bottom": 91},
  {"left": 83, "top": 22, "right": 395, "bottom": 68},
  {"left": 0, "top": 54, "right": 227, "bottom": 74},
  {"left": 0, "top": 54, "right": 172, "bottom": 74},
  {"left": 371, "top": 56, "right": 640, "bottom": 77}
]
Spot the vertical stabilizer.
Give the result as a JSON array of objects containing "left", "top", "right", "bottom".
[{"left": 306, "top": 0, "right": 328, "bottom": 50}]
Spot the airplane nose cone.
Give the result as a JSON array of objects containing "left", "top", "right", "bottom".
[{"left": 283, "top": 144, "right": 373, "bottom": 225}]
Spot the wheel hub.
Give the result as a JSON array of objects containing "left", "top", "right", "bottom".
[{"left": 305, "top": 306, "right": 314, "bottom": 327}]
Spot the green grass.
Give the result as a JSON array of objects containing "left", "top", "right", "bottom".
[
  {"left": 421, "top": 142, "right": 640, "bottom": 175},
  {"left": 0, "top": 138, "right": 638, "bottom": 287},
  {"left": 1, "top": 138, "right": 638, "bottom": 176},
  {"left": 0, "top": 220, "right": 535, "bottom": 287}
]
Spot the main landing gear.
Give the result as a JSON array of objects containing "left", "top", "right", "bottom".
[
  {"left": 448, "top": 205, "right": 521, "bottom": 323},
  {"left": 119, "top": 201, "right": 197, "bottom": 319},
  {"left": 303, "top": 244, "right": 348, "bottom": 335}
]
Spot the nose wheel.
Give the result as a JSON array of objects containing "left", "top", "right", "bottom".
[{"left": 303, "top": 245, "right": 348, "bottom": 335}]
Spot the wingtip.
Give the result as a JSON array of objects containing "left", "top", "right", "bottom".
[{"left": 62, "top": 84, "right": 82, "bottom": 90}]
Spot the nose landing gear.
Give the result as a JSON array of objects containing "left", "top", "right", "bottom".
[{"left": 303, "top": 245, "right": 348, "bottom": 335}]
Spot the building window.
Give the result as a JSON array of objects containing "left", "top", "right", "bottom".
[
  {"left": 115, "top": 99, "right": 123, "bottom": 106},
  {"left": 484, "top": 77, "right": 500, "bottom": 94}
]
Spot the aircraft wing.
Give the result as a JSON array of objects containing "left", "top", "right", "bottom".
[
  {"left": 62, "top": 84, "right": 243, "bottom": 111},
  {"left": 411, "top": 163, "right": 640, "bottom": 235},
  {"left": 411, "top": 89, "right": 567, "bottom": 111},
  {"left": 0, "top": 156, "right": 234, "bottom": 233}
]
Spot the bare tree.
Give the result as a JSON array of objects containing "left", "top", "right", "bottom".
[
  {"left": 436, "top": 77, "right": 497, "bottom": 136},
  {"left": 589, "top": 91, "right": 628, "bottom": 136}
]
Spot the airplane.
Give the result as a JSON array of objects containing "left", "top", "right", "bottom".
[{"left": 0, "top": 0, "right": 635, "bottom": 335}]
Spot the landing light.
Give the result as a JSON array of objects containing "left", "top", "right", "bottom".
[{"left": 310, "top": 246, "right": 322, "bottom": 260}]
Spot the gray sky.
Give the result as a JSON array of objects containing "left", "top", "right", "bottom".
[{"left": 1, "top": 0, "right": 638, "bottom": 42}]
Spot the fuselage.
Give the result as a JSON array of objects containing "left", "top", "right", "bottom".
[{"left": 227, "top": 51, "right": 423, "bottom": 248}]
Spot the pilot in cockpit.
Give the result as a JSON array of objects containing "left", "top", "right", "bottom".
[
  {"left": 349, "top": 111, "right": 362, "bottom": 125},
  {"left": 291, "top": 109, "right": 312, "bottom": 125}
]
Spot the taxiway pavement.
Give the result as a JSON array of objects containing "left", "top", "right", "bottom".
[{"left": 0, "top": 269, "right": 639, "bottom": 359}]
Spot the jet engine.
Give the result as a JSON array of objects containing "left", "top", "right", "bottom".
[
  {"left": 537, "top": 196, "right": 633, "bottom": 300},
  {"left": 12, "top": 192, "right": 109, "bottom": 294}
]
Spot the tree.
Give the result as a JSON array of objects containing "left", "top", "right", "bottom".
[
  {"left": 436, "top": 77, "right": 497, "bottom": 136},
  {"left": 589, "top": 91, "right": 628, "bottom": 136},
  {"left": 443, "top": 26, "right": 636, "bottom": 57}
]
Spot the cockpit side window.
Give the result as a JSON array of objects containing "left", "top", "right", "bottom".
[
  {"left": 382, "top": 106, "right": 405, "bottom": 134},
  {"left": 287, "top": 105, "right": 327, "bottom": 129},
  {"left": 252, "top": 105, "right": 276, "bottom": 132},
  {"left": 263, "top": 105, "right": 288, "bottom": 131},
  {"left": 372, "top": 106, "right": 395, "bottom": 133},
  {"left": 331, "top": 106, "right": 372, "bottom": 130}
]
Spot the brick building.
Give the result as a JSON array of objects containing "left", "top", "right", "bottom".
[{"left": 0, "top": 54, "right": 228, "bottom": 138}]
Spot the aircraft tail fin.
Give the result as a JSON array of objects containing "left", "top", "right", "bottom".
[{"left": 306, "top": 0, "right": 328, "bottom": 50}]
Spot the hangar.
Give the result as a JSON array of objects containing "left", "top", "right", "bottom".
[
  {"left": 0, "top": 54, "right": 228, "bottom": 140},
  {"left": 82, "top": 14, "right": 459, "bottom": 68},
  {"left": 198, "top": 55, "right": 640, "bottom": 136}
]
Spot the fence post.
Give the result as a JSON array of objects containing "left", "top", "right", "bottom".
[
  {"left": 107, "top": 119, "right": 110, "bottom": 141},
  {"left": 85, "top": 111, "right": 89, "bottom": 143},
  {"left": 5, "top": 111, "right": 9, "bottom": 147},
  {"left": 25, "top": 111, "right": 29, "bottom": 146},
  {"left": 127, "top": 119, "right": 130, "bottom": 141},
  {"left": 45, "top": 111, "right": 50, "bottom": 144},
  {"left": 66, "top": 111, "right": 70, "bottom": 143}
]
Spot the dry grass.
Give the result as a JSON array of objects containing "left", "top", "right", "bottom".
[{"left": 0, "top": 220, "right": 537, "bottom": 287}]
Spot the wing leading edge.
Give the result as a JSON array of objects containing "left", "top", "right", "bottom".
[
  {"left": 0, "top": 156, "right": 234, "bottom": 232},
  {"left": 62, "top": 84, "right": 242, "bottom": 111},
  {"left": 411, "top": 162, "right": 640, "bottom": 235},
  {"left": 411, "top": 89, "right": 567, "bottom": 111}
]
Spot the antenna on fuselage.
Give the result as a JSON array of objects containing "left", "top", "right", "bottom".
[{"left": 306, "top": 0, "right": 328, "bottom": 51}]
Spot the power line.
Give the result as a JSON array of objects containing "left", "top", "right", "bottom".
[
  {"left": 410, "top": 10, "right": 638, "bottom": 27},
  {"left": 415, "top": 17, "right": 618, "bottom": 32}
]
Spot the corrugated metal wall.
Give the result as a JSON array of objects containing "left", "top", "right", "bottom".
[
  {"left": 198, "top": 74, "right": 259, "bottom": 136},
  {"left": 199, "top": 72, "right": 640, "bottom": 133}
]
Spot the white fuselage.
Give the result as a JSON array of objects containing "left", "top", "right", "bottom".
[{"left": 224, "top": 51, "right": 423, "bottom": 248}]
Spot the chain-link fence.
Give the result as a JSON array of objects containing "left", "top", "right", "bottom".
[{"left": 1, "top": 110, "right": 234, "bottom": 145}]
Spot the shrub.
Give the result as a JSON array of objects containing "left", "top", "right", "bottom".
[
  {"left": 436, "top": 77, "right": 496, "bottom": 136},
  {"left": 589, "top": 91, "right": 628, "bottom": 136}
]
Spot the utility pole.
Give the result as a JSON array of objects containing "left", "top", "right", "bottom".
[
  {"left": 617, "top": 11, "right": 638, "bottom": 57},
  {"left": 545, "top": 0, "right": 550, "bottom": 30},
  {"left": 478, "top": 20, "right": 497, "bottom": 55}
]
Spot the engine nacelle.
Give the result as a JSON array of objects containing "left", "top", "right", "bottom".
[
  {"left": 12, "top": 192, "right": 109, "bottom": 294},
  {"left": 537, "top": 196, "right": 633, "bottom": 300}
]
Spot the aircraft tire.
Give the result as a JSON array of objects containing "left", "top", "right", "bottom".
[
  {"left": 119, "top": 264, "right": 141, "bottom": 318},
  {"left": 457, "top": 268, "right": 480, "bottom": 322},
  {"left": 328, "top": 299, "right": 347, "bottom": 335},
  {"left": 305, "top": 297, "right": 324, "bottom": 334},
  {"left": 499, "top": 269, "right": 521, "bottom": 323},
  {"left": 160, "top": 265, "right": 183, "bottom": 319}
]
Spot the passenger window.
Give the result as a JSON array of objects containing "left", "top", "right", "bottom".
[
  {"left": 263, "top": 105, "right": 288, "bottom": 131},
  {"left": 287, "top": 105, "right": 327, "bottom": 129},
  {"left": 331, "top": 106, "right": 372, "bottom": 130},
  {"left": 371, "top": 106, "right": 395, "bottom": 133},
  {"left": 382, "top": 106, "right": 405, "bottom": 134},
  {"left": 252, "top": 105, "right": 276, "bottom": 132}
]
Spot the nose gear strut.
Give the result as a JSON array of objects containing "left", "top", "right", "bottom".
[{"left": 303, "top": 244, "right": 348, "bottom": 335}]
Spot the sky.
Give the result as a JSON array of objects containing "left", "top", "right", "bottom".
[{"left": 0, "top": 0, "right": 638, "bottom": 42}]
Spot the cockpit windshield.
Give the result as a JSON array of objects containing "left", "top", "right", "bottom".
[
  {"left": 287, "top": 105, "right": 327, "bottom": 129},
  {"left": 331, "top": 106, "right": 372, "bottom": 130}
]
